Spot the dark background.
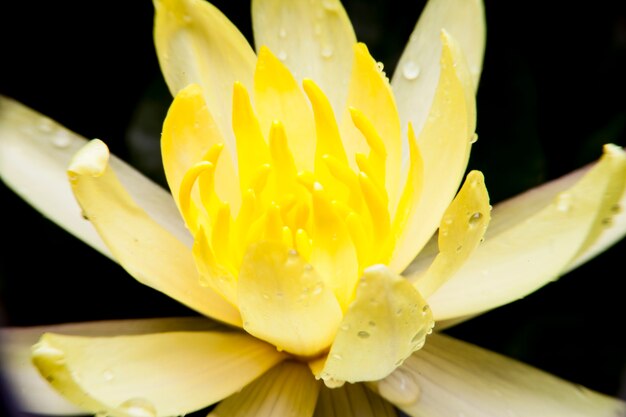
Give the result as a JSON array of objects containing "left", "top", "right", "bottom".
[{"left": 1, "top": 0, "right": 625, "bottom": 414}]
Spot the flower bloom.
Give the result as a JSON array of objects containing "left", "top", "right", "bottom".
[{"left": 1, "top": 0, "right": 626, "bottom": 416}]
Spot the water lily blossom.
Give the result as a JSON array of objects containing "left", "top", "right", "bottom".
[{"left": 1, "top": 0, "right": 626, "bottom": 416}]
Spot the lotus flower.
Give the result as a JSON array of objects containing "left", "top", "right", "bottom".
[{"left": 0, "top": 0, "right": 625, "bottom": 416}]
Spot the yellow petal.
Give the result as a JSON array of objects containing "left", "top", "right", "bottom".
[
  {"left": 340, "top": 43, "right": 402, "bottom": 211},
  {"left": 253, "top": 46, "right": 316, "bottom": 171},
  {"left": 313, "top": 383, "right": 397, "bottom": 417},
  {"left": 390, "top": 32, "right": 476, "bottom": 273},
  {"left": 232, "top": 82, "right": 271, "bottom": 193},
  {"left": 32, "top": 331, "right": 286, "bottom": 417},
  {"left": 370, "top": 333, "right": 626, "bottom": 417},
  {"left": 251, "top": 0, "right": 356, "bottom": 115},
  {"left": 414, "top": 171, "right": 490, "bottom": 298},
  {"left": 68, "top": 139, "right": 241, "bottom": 327},
  {"left": 237, "top": 242, "right": 343, "bottom": 357},
  {"left": 392, "top": 0, "right": 485, "bottom": 137},
  {"left": 387, "top": 123, "right": 424, "bottom": 266},
  {"left": 309, "top": 183, "right": 359, "bottom": 309},
  {"left": 319, "top": 265, "right": 433, "bottom": 385},
  {"left": 153, "top": 0, "right": 256, "bottom": 149},
  {"left": 162, "top": 84, "right": 240, "bottom": 224},
  {"left": 426, "top": 145, "right": 626, "bottom": 321},
  {"left": 0, "top": 318, "right": 218, "bottom": 415},
  {"left": 208, "top": 362, "right": 319, "bottom": 417}
]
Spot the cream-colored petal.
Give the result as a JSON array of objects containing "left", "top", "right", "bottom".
[
  {"left": 389, "top": 32, "right": 476, "bottom": 273},
  {"left": 153, "top": 0, "right": 257, "bottom": 151},
  {"left": 0, "top": 96, "right": 191, "bottom": 254},
  {"left": 392, "top": 0, "right": 485, "bottom": 138},
  {"left": 209, "top": 362, "right": 319, "bottom": 417},
  {"left": 32, "top": 330, "right": 286, "bottom": 417},
  {"left": 370, "top": 333, "right": 626, "bottom": 417},
  {"left": 414, "top": 171, "right": 490, "bottom": 298},
  {"left": 319, "top": 265, "right": 433, "bottom": 385},
  {"left": 162, "top": 84, "right": 240, "bottom": 224},
  {"left": 0, "top": 318, "right": 217, "bottom": 415},
  {"left": 426, "top": 145, "right": 626, "bottom": 321},
  {"left": 251, "top": 0, "right": 356, "bottom": 116},
  {"left": 313, "top": 383, "right": 397, "bottom": 417},
  {"left": 68, "top": 139, "right": 241, "bottom": 327},
  {"left": 237, "top": 242, "right": 342, "bottom": 357}
]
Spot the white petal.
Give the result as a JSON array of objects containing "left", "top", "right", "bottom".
[
  {"left": 371, "top": 333, "right": 626, "bottom": 417},
  {"left": 0, "top": 96, "right": 191, "bottom": 255},
  {"left": 425, "top": 145, "right": 626, "bottom": 321},
  {"left": 392, "top": 0, "right": 485, "bottom": 138},
  {"left": 0, "top": 318, "right": 217, "bottom": 415}
]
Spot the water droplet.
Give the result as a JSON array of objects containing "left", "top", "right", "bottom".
[
  {"left": 322, "top": 0, "right": 339, "bottom": 12},
  {"left": 320, "top": 45, "right": 334, "bottom": 59},
  {"left": 311, "top": 282, "right": 323, "bottom": 296},
  {"left": 340, "top": 324, "right": 351, "bottom": 331},
  {"left": 51, "top": 131, "right": 72, "bottom": 148},
  {"left": 278, "top": 28, "right": 287, "bottom": 38},
  {"left": 357, "top": 330, "right": 370, "bottom": 339},
  {"left": 368, "top": 320, "right": 376, "bottom": 327},
  {"left": 421, "top": 305, "right": 430, "bottom": 316},
  {"left": 278, "top": 50, "right": 288, "bottom": 61},
  {"left": 555, "top": 193, "right": 572, "bottom": 212},
  {"left": 395, "top": 307, "right": 403, "bottom": 315},
  {"left": 38, "top": 117, "right": 55, "bottom": 133},
  {"left": 468, "top": 212, "right": 483, "bottom": 226},
  {"left": 118, "top": 398, "right": 157, "bottom": 417},
  {"left": 102, "top": 370, "right": 114, "bottom": 381},
  {"left": 470, "top": 133, "right": 478, "bottom": 144},
  {"left": 378, "top": 367, "right": 421, "bottom": 406},
  {"left": 456, "top": 245, "right": 463, "bottom": 252},
  {"left": 601, "top": 217, "right": 613, "bottom": 227},
  {"left": 402, "top": 60, "right": 421, "bottom": 80},
  {"left": 332, "top": 353, "right": 343, "bottom": 360},
  {"left": 323, "top": 376, "right": 345, "bottom": 388},
  {"left": 610, "top": 203, "right": 622, "bottom": 214},
  {"left": 262, "top": 293, "right": 270, "bottom": 300}
]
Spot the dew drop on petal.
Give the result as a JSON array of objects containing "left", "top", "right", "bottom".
[
  {"left": 470, "top": 133, "right": 478, "bottom": 144},
  {"left": 51, "top": 131, "right": 72, "bottom": 148},
  {"left": 278, "top": 50, "right": 288, "bottom": 61},
  {"left": 402, "top": 60, "right": 421, "bottom": 81},
  {"left": 38, "top": 117, "right": 55, "bottom": 133},
  {"left": 102, "top": 369, "right": 114, "bottom": 382},
  {"left": 321, "top": 45, "right": 334, "bottom": 59},
  {"left": 378, "top": 367, "right": 421, "bottom": 406},
  {"left": 357, "top": 330, "right": 370, "bottom": 339},
  {"left": 278, "top": 27, "right": 287, "bottom": 38},
  {"left": 322, "top": 0, "right": 339, "bottom": 12},
  {"left": 468, "top": 212, "right": 483, "bottom": 226},
  {"left": 555, "top": 193, "right": 572, "bottom": 212},
  {"left": 117, "top": 398, "right": 157, "bottom": 417}
]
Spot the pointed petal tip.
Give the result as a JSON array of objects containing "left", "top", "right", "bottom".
[{"left": 67, "top": 139, "right": 109, "bottom": 178}]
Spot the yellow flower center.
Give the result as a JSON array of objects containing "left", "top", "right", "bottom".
[{"left": 162, "top": 44, "right": 432, "bottom": 385}]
